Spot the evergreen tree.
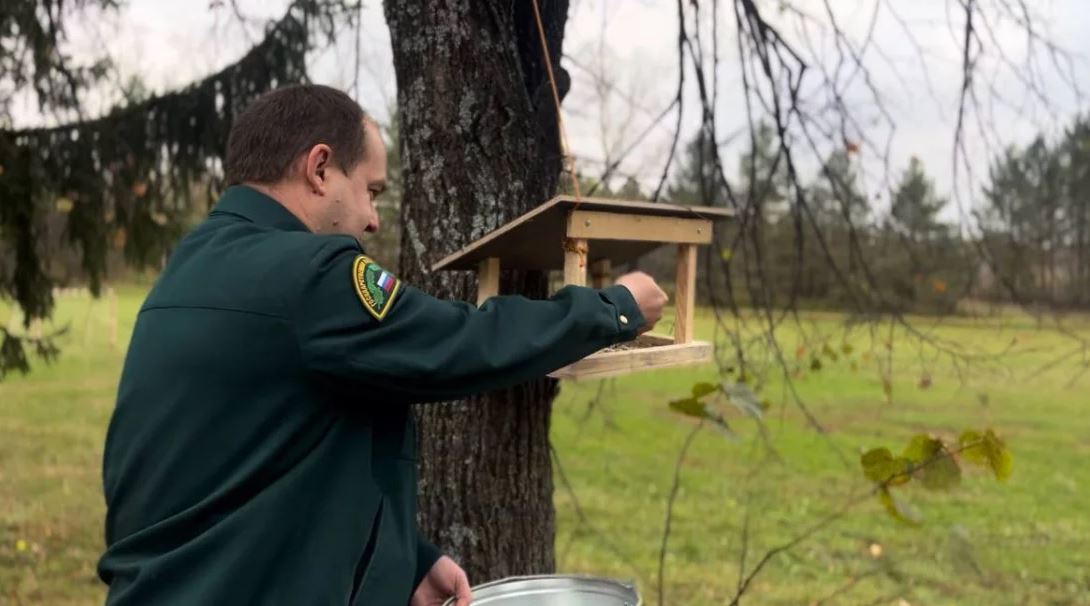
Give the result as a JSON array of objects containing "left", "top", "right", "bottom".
[
  {"left": 666, "top": 129, "right": 724, "bottom": 206},
  {"left": 1060, "top": 116, "right": 1090, "bottom": 305},
  {"left": 889, "top": 157, "right": 946, "bottom": 243},
  {"left": 0, "top": 1, "right": 355, "bottom": 379},
  {"left": 615, "top": 175, "right": 644, "bottom": 200},
  {"left": 877, "top": 157, "right": 968, "bottom": 312},
  {"left": 738, "top": 121, "right": 788, "bottom": 221}
]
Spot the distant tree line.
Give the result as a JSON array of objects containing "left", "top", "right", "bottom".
[{"left": 571, "top": 116, "right": 1090, "bottom": 315}]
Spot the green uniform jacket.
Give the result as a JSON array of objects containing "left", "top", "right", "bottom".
[{"left": 97, "top": 185, "right": 645, "bottom": 605}]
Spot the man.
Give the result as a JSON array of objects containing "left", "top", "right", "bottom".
[{"left": 98, "top": 84, "right": 667, "bottom": 605}]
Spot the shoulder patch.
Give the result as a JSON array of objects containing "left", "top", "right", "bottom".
[{"left": 352, "top": 255, "right": 402, "bottom": 321}]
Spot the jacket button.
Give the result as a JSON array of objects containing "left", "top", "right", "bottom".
[{"left": 619, "top": 314, "right": 629, "bottom": 325}]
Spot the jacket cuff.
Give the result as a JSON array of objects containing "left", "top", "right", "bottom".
[
  {"left": 414, "top": 534, "right": 444, "bottom": 591},
  {"left": 600, "top": 284, "right": 645, "bottom": 340}
]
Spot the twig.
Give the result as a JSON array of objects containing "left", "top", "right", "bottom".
[
  {"left": 657, "top": 422, "right": 704, "bottom": 606},
  {"left": 728, "top": 440, "right": 987, "bottom": 604},
  {"left": 550, "top": 444, "right": 648, "bottom": 590},
  {"left": 651, "top": 0, "right": 687, "bottom": 202},
  {"left": 812, "top": 568, "right": 884, "bottom": 605}
]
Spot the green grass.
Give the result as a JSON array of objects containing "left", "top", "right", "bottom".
[
  {"left": 552, "top": 309, "right": 1090, "bottom": 605},
  {"left": 1, "top": 285, "right": 144, "bottom": 605},
  {"left": 2, "top": 287, "right": 1088, "bottom": 605}
]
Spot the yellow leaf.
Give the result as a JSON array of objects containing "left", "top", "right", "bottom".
[
  {"left": 878, "top": 487, "right": 922, "bottom": 525},
  {"left": 690, "top": 382, "right": 718, "bottom": 399},
  {"left": 869, "top": 543, "right": 883, "bottom": 558},
  {"left": 860, "top": 448, "right": 911, "bottom": 485},
  {"left": 16, "top": 539, "right": 27, "bottom": 552},
  {"left": 55, "top": 197, "right": 74, "bottom": 213},
  {"left": 931, "top": 278, "right": 947, "bottom": 294},
  {"left": 965, "top": 429, "right": 1013, "bottom": 481}
]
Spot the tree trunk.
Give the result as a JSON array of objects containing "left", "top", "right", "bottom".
[{"left": 384, "top": 0, "right": 571, "bottom": 582}]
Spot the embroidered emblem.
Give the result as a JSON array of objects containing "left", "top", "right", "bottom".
[{"left": 352, "top": 255, "right": 401, "bottom": 320}]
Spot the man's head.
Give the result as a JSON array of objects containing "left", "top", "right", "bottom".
[{"left": 224, "top": 84, "right": 386, "bottom": 241}]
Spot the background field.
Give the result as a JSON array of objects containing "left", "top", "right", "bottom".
[{"left": 2, "top": 285, "right": 1088, "bottom": 605}]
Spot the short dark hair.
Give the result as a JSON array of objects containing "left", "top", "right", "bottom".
[{"left": 224, "top": 84, "right": 367, "bottom": 185}]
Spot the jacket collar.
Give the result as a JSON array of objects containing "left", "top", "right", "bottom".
[{"left": 210, "top": 185, "right": 311, "bottom": 233}]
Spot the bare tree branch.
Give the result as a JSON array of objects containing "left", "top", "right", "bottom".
[
  {"left": 656, "top": 422, "right": 703, "bottom": 606},
  {"left": 652, "top": 0, "right": 688, "bottom": 202}
]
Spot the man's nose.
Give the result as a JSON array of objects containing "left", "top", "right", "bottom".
[{"left": 366, "top": 213, "right": 380, "bottom": 233}]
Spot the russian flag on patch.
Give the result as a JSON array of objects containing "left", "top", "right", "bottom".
[{"left": 377, "top": 271, "right": 395, "bottom": 293}]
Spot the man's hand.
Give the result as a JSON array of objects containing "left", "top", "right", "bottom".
[
  {"left": 411, "top": 556, "right": 472, "bottom": 606},
  {"left": 615, "top": 271, "right": 668, "bottom": 333}
]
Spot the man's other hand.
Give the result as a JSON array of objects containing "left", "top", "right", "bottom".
[
  {"left": 411, "top": 556, "right": 472, "bottom": 606},
  {"left": 615, "top": 271, "right": 667, "bottom": 333}
]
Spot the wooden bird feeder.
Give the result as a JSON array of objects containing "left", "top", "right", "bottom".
[{"left": 432, "top": 195, "right": 733, "bottom": 381}]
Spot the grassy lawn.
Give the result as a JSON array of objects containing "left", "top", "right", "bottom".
[{"left": 2, "top": 286, "right": 1088, "bottom": 605}]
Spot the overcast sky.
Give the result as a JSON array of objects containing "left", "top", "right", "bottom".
[{"left": 12, "top": 0, "right": 1090, "bottom": 222}]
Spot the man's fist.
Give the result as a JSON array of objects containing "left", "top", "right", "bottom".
[
  {"left": 411, "top": 556, "right": 471, "bottom": 606},
  {"left": 615, "top": 271, "right": 667, "bottom": 333}
]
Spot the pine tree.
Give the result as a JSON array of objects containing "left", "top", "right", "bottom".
[
  {"left": 0, "top": 1, "right": 355, "bottom": 379},
  {"left": 889, "top": 157, "right": 946, "bottom": 243}
]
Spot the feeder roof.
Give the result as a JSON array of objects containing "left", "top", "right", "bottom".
[{"left": 431, "top": 195, "right": 733, "bottom": 272}]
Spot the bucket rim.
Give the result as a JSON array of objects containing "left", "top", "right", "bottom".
[{"left": 441, "top": 573, "right": 641, "bottom": 606}]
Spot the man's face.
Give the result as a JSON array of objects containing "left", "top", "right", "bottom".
[{"left": 315, "top": 119, "right": 387, "bottom": 242}]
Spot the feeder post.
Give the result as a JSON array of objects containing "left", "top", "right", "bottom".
[
  {"left": 590, "top": 259, "right": 612, "bottom": 288},
  {"left": 675, "top": 244, "right": 697, "bottom": 343},
  {"left": 563, "top": 238, "right": 588, "bottom": 286},
  {"left": 477, "top": 257, "right": 501, "bottom": 306}
]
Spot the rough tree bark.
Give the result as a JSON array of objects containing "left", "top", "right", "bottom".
[{"left": 384, "top": 0, "right": 572, "bottom": 582}]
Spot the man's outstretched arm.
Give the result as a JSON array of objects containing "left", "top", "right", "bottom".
[{"left": 295, "top": 240, "right": 665, "bottom": 402}]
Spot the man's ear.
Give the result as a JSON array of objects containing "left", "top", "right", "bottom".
[{"left": 304, "top": 144, "right": 334, "bottom": 195}]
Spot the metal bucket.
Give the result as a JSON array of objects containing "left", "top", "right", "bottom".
[{"left": 442, "top": 575, "right": 641, "bottom": 605}]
